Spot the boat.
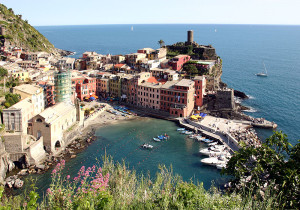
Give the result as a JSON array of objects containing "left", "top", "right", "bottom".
[
  {"left": 199, "top": 145, "right": 226, "bottom": 156},
  {"left": 153, "top": 138, "right": 161, "bottom": 142},
  {"left": 200, "top": 155, "right": 228, "bottom": 166},
  {"left": 216, "top": 164, "right": 226, "bottom": 170},
  {"left": 195, "top": 136, "right": 205, "bottom": 141},
  {"left": 201, "top": 139, "right": 214, "bottom": 143},
  {"left": 131, "top": 26, "right": 133, "bottom": 31},
  {"left": 256, "top": 62, "right": 268, "bottom": 77},
  {"left": 208, "top": 142, "right": 219, "bottom": 146},
  {"left": 158, "top": 135, "right": 167, "bottom": 140},
  {"left": 184, "top": 131, "right": 193, "bottom": 135},
  {"left": 141, "top": 143, "right": 153, "bottom": 149},
  {"left": 177, "top": 128, "right": 185, "bottom": 131}
]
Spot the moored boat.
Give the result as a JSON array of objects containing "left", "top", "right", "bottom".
[
  {"left": 177, "top": 128, "right": 185, "bottom": 131},
  {"left": 153, "top": 138, "right": 160, "bottom": 142},
  {"left": 141, "top": 143, "right": 153, "bottom": 149}
]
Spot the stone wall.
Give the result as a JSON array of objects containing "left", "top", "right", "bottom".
[
  {"left": 26, "top": 137, "right": 46, "bottom": 165},
  {"left": 3, "top": 133, "right": 24, "bottom": 153}
]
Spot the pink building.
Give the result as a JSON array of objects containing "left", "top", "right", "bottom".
[
  {"left": 169, "top": 55, "right": 190, "bottom": 71},
  {"left": 160, "top": 79, "right": 195, "bottom": 117},
  {"left": 137, "top": 77, "right": 162, "bottom": 109}
]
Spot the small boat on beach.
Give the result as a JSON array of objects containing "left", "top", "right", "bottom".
[
  {"left": 141, "top": 143, "right": 153, "bottom": 149},
  {"left": 201, "top": 139, "right": 214, "bottom": 143},
  {"left": 153, "top": 138, "right": 161, "bottom": 142},
  {"left": 184, "top": 131, "right": 193, "bottom": 135}
]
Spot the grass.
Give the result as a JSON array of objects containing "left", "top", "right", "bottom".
[{"left": 0, "top": 155, "right": 281, "bottom": 209}]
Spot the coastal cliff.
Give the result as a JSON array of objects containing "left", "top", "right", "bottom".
[
  {"left": 0, "top": 141, "right": 14, "bottom": 185},
  {"left": 0, "top": 4, "right": 58, "bottom": 54}
]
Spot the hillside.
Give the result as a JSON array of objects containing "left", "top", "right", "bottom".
[{"left": 0, "top": 4, "right": 57, "bottom": 54}]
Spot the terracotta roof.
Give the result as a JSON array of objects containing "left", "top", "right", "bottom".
[{"left": 114, "top": 64, "right": 125, "bottom": 68}]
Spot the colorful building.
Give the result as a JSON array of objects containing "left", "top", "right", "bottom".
[
  {"left": 194, "top": 76, "right": 206, "bottom": 108},
  {"left": 160, "top": 79, "right": 195, "bottom": 117},
  {"left": 169, "top": 55, "right": 190, "bottom": 71}
]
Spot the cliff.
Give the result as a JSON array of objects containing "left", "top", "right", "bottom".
[{"left": 0, "top": 4, "right": 57, "bottom": 54}]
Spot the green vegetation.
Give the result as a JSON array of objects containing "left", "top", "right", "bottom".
[
  {"left": 0, "top": 130, "right": 297, "bottom": 209},
  {"left": 182, "top": 61, "right": 209, "bottom": 76},
  {"left": 0, "top": 156, "right": 280, "bottom": 209},
  {"left": 0, "top": 4, "right": 56, "bottom": 53},
  {"left": 0, "top": 67, "right": 8, "bottom": 79},
  {"left": 223, "top": 131, "right": 300, "bottom": 209},
  {"left": 2, "top": 93, "right": 20, "bottom": 108},
  {"left": 158, "top": 39, "right": 165, "bottom": 48}
]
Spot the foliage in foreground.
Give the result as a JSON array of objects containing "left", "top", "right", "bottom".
[
  {"left": 223, "top": 131, "right": 300, "bottom": 209},
  {"left": 0, "top": 156, "right": 283, "bottom": 210}
]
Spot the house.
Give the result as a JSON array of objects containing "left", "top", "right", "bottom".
[
  {"left": 169, "top": 55, "right": 190, "bottom": 71},
  {"left": 160, "top": 79, "right": 195, "bottom": 117}
]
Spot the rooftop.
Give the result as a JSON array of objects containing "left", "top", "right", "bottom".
[
  {"left": 175, "top": 79, "right": 194, "bottom": 87},
  {"left": 13, "top": 84, "right": 42, "bottom": 95},
  {"left": 39, "top": 102, "right": 75, "bottom": 124}
]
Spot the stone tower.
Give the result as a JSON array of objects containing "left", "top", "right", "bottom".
[{"left": 187, "top": 30, "right": 194, "bottom": 45}]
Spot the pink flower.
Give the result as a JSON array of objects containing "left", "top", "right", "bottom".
[
  {"left": 51, "top": 169, "right": 57, "bottom": 174},
  {"left": 46, "top": 188, "right": 53, "bottom": 195},
  {"left": 66, "top": 175, "right": 70, "bottom": 179}
]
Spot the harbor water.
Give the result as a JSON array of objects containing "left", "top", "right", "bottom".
[{"left": 28, "top": 118, "right": 227, "bottom": 194}]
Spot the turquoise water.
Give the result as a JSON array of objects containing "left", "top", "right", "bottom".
[{"left": 29, "top": 118, "right": 227, "bottom": 194}]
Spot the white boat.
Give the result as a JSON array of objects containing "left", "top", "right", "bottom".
[
  {"left": 199, "top": 145, "right": 226, "bottom": 156},
  {"left": 201, "top": 155, "right": 228, "bottom": 166},
  {"left": 195, "top": 136, "right": 205, "bottom": 141},
  {"left": 141, "top": 144, "right": 153, "bottom": 149},
  {"left": 153, "top": 138, "right": 161, "bottom": 142},
  {"left": 177, "top": 128, "right": 185, "bottom": 131},
  {"left": 208, "top": 142, "right": 219, "bottom": 146},
  {"left": 216, "top": 164, "right": 226, "bottom": 170},
  {"left": 131, "top": 26, "right": 133, "bottom": 31},
  {"left": 184, "top": 131, "right": 193, "bottom": 135},
  {"left": 256, "top": 62, "right": 268, "bottom": 77}
]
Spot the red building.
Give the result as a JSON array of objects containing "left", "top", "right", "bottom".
[
  {"left": 169, "top": 55, "right": 190, "bottom": 71},
  {"left": 194, "top": 76, "right": 206, "bottom": 108},
  {"left": 160, "top": 79, "right": 195, "bottom": 118},
  {"left": 74, "top": 77, "right": 97, "bottom": 101}
]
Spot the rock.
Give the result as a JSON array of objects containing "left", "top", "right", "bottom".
[
  {"left": 18, "top": 169, "right": 28, "bottom": 176},
  {"left": 14, "top": 179, "right": 24, "bottom": 188},
  {"left": 234, "top": 90, "right": 249, "bottom": 99},
  {"left": 259, "top": 190, "right": 265, "bottom": 198},
  {"left": 71, "top": 155, "right": 76, "bottom": 159},
  {"left": 36, "top": 164, "right": 45, "bottom": 170},
  {"left": 6, "top": 181, "right": 13, "bottom": 188}
]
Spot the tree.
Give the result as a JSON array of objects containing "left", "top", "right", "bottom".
[
  {"left": 183, "top": 64, "right": 198, "bottom": 75},
  {"left": 223, "top": 131, "right": 300, "bottom": 209},
  {"left": 158, "top": 40, "right": 165, "bottom": 48},
  {"left": 0, "top": 67, "right": 8, "bottom": 78},
  {"left": 4, "top": 93, "right": 20, "bottom": 108}
]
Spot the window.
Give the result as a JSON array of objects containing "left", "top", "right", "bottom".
[{"left": 36, "top": 118, "right": 42, "bottom": 122}]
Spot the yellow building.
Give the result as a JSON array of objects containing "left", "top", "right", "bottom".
[{"left": 12, "top": 71, "right": 29, "bottom": 81}]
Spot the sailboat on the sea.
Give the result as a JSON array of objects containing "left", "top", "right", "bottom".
[
  {"left": 256, "top": 62, "right": 268, "bottom": 77},
  {"left": 131, "top": 26, "right": 133, "bottom": 31}
]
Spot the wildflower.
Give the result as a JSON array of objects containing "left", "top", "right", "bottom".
[
  {"left": 46, "top": 188, "right": 53, "bottom": 195},
  {"left": 66, "top": 175, "right": 70, "bottom": 179},
  {"left": 51, "top": 169, "right": 57, "bottom": 174}
]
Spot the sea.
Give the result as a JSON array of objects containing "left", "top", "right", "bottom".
[{"left": 26, "top": 24, "right": 300, "bottom": 194}]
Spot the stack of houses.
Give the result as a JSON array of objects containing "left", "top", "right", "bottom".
[{"left": 0, "top": 31, "right": 234, "bottom": 167}]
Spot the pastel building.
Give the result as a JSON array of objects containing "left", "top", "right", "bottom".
[
  {"left": 137, "top": 79, "right": 162, "bottom": 110},
  {"left": 194, "top": 76, "right": 206, "bottom": 108},
  {"left": 160, "top": 79, "right": 195, "bottom": 117},
  {"left": 75, "top": 77, "right": 97, "bottom": 101},
  {"left": 169, "top": 55, "right": 190, "bottom": 71}
]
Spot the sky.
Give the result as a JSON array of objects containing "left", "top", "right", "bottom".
[{"left": 1, "top": 0, "right": 299, "bottom": 26}]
